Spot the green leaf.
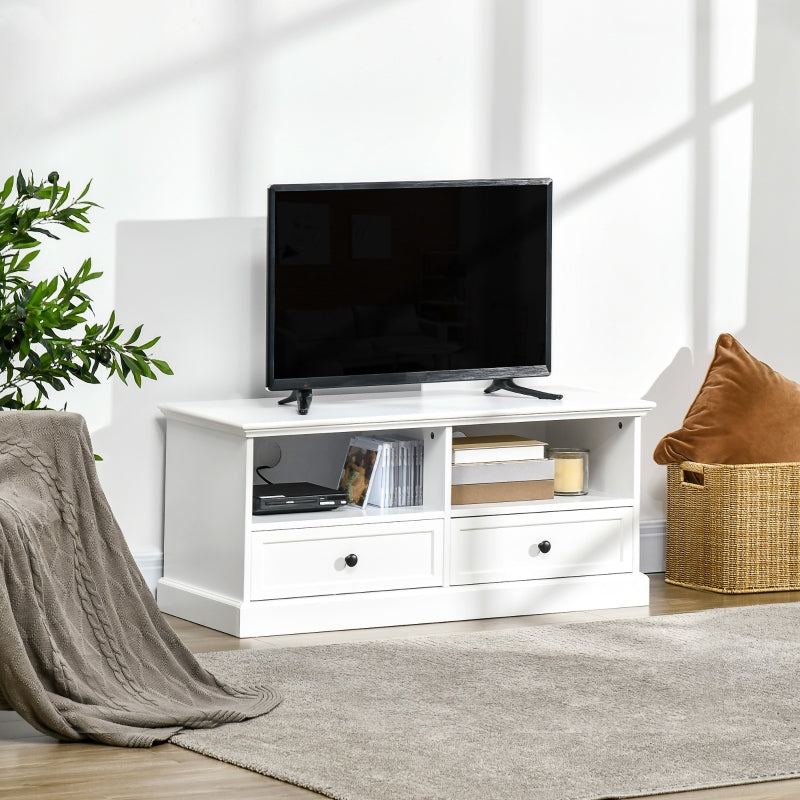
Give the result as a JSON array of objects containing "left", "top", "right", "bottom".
[
  {"left": 28, "top": 281, "right": 48, "bottom": 307},
  {"left": 0, "top": 175, "right": 14, "bottom": 203},
  {"left": 68, "top": 300, "right": 91, "bottom": 317},
  {"left": 14, "top": 250, "right": 38, "bottom": 271},
  {"left": 124, "top": 323, "right": 143, "bottom": 345},
  {"left": 33, "top": 184, "right": 54, "bottom": 202},
  {"left": 120, "top": 352, "right": 141, "bottom": 374},
  {"left": 0, "top": 392, "right": 18, "bottom": 408},
  {"left": 27, "top": 226, "right": 60, "bottom": 240},
  {"left": 76, "top": 180, "right": 92, "bottom": 203},
  {"left": 25, "top": 350, "right": 41, "bottom": 371},
  {"left": 138, "top": 359, "right": 156, "bottom": 380},
  {"left": 54, "top": 181, "right": 71, "bottom": 210},
  {"left": 151, "top": 358, "right": 174, "bottom": 376},
  {"left": 60, "top": 219, "right": 90, "bottom": 233}
]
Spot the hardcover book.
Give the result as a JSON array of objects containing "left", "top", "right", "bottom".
[
  {"left": 452, "top": 434, "right": 547, "bottom": 464},
  {"left": 451, "top": 479, "right": 555, "bottom": 505},
  {"left": 451, "top": 458, "right": 554, "bottom": 485}
]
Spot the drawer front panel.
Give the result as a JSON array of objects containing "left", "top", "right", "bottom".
[
  {"left": 251, "top": 520, "right": 443, "bottom": 600},
  {"left": 450, "top": 508, "right": 633, "bottom": 586}
]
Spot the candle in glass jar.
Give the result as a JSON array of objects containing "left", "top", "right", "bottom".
[{"left": 548, "top": 448, "right": 589, "bottom": 495}]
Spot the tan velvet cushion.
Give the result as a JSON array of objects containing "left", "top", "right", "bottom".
[{"left": 653, "top": 333, "right": 800, "bottom": 465}]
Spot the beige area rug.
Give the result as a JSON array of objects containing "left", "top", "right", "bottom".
[{"left": 171, "top": 603, "right": 800, "bottom": 800}]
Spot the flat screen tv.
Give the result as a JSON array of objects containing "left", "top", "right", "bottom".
[{"left": 267, "top": 178, "right": 559, "bottom": 414}]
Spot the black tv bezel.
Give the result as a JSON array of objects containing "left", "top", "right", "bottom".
[{"left": 266, "top": 177, "right": 553, "bottom": 394}]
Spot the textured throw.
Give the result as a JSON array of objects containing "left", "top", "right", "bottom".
[
  {"left": 0, "top": 411, "right": 280, "bottom": 746},
  {"left": 174, "top": 603, "right": 800, "bottom": 800}
]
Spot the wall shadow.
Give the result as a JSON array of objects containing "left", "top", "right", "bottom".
[
  {"left": 92, "top": 217, "right": 271, "bottom": 555},
  {"left": 735, "top": 0, "right": 800, "bottom": 379},
  {"left": 641, "top": 347, "right": 705, "bottom": 514},
  {"left": 488, "top": 0, "right": 529, "bottom": 176}
]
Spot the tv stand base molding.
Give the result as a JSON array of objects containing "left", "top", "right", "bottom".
[
  {"left": 157, "top": 387, "right": 654, "bottom": 638},
  {"left": 157, "top": 572, "right": 650, "bottom": 638}
]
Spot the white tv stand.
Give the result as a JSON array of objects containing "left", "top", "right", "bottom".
[{"left": 157, "top": 386, "right": 654, "bottom": 637}]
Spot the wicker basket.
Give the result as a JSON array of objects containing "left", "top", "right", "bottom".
[{"left": 665, "top": 460, "right": 800, "bottom": 593}]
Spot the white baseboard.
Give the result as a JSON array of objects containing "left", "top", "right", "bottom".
[
  {"left": 640, "top": 519, "right": 666, "bottom": 574},
  {"left": 134, "top": 552, "right": 164, "bottom": 596}
]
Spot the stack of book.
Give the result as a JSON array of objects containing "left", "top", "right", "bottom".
[
  {"left": 339, "top": 434, "right": 423, "bottom": 509},
  {"left": 451, "top": 434, "right": 554, "bottom": 504}
]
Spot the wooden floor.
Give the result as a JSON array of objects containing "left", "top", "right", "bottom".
[{"left": 3, "top": 574, "right": 800, "bottom": 800}]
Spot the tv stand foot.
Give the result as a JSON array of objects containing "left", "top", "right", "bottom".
[
  {"left": 484, "top": 378, "right": 563, "bottom": 401},
  {"left": 278, "top": 388, "right": 313, "bottom": 414}
]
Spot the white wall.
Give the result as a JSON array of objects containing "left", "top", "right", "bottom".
[{"left": 2, "top": 0, "right": 796, "bottom": 571}]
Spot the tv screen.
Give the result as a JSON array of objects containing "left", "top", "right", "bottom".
[{"left": 267, "top": 178, "right": 553, "bottom": 412}]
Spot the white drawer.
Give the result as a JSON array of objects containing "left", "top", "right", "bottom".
[
  {"left": 450, "top": 507, "right": 634, "bottom": 586},
  {"left": 251, "top": 519, "right": 444, "bottom": 600}
]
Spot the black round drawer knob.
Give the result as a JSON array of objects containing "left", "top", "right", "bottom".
[
  {"left": 538, "top": 540, "right": 552, "bottom": 554},
  {"left": 344, "top": 554, "right": 359, "bottom": 567}
]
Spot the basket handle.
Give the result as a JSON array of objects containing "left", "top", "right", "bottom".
[{"left": 681, "top": 464, "right": 705, "bottom": 487}]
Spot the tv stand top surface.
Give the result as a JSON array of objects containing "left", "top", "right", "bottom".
[{"left": 160, "top": 386, "right": 654, "bottom": 438}]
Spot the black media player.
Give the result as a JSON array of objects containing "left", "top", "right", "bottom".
[{"left": 253, "top": 482, "right": 348, "bottom": 515}]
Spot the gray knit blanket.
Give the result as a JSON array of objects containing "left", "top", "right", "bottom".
[{"left": 0, "top": 411, "right": 280, "bottom": 746}]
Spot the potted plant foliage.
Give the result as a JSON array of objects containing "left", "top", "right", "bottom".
[{"left": 0, "top": 170, "right": 172, "bottom": 411}]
